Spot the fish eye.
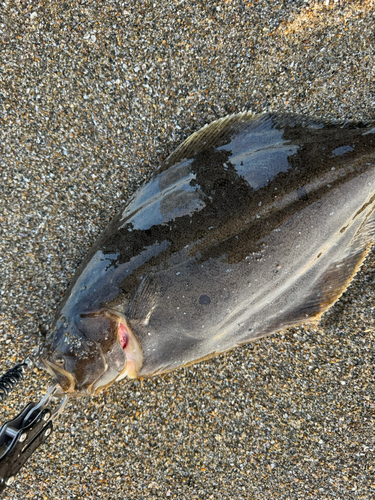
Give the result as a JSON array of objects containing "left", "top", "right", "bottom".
[{"left": 53, "top": 353, "right": 65, "bottom": 366}]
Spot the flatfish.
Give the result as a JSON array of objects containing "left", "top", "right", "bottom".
[{"left": 40, "top": 112, "right": 375, "bottom": 396}]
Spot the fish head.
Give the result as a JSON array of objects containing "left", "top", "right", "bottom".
[{"left": 40, "top": 310, "right": 143, "bottom": 396}]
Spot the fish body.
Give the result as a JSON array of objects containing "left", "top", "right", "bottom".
[{"left": 40, "top": 112, "right": 375, "bottom": 396}]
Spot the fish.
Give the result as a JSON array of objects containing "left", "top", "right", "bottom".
[{"left": 39, "top": 112, "right": 375, "bottom": 397}]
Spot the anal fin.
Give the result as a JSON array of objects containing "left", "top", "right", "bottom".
[
  {"left": 286, "top": 210, "right": 375, "bottom": 327},
  {"left": 297, "top": 244, "right": 371, "bottom": 323}
]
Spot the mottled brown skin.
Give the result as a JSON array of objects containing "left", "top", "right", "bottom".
[{"left": 39, "top": 112, "right": 375, "bottom": 396}]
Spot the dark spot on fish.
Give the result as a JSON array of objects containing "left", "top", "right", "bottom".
[
  {"left": 296, "top": 186, "right": 308, "bottom": 199},
  {"left": 317, "top": 253, "right": 322, "bottom": 259},
  {"left": 199, "top": 294, "right": 211, "bottom": 305}
]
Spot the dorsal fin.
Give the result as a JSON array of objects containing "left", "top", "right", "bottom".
[
  {"left": 162, "top": 112, "right": 267, "bottom": 169},
  {"left": 161, "top": 111, "right": 374, "bottom": 171}
]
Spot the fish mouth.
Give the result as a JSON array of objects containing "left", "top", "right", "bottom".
[
  {"left": 42, "top": 359, "right": 77, "bottom": 394},
  {"left": 84, "top": 315, "right": 143, "bottom": 394},
  {"left": 41, "top": 312, "right": 143, "bottom": 397},
  {"left": 116, "top": 315, "right": 143, "bottom": 380}
]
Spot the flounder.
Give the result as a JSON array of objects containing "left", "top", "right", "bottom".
[{"left": 40, "top": 112, "right": 375, "bottom": 396}]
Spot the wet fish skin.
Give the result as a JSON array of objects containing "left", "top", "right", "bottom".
[{"left": 39, "top": 112, "right": 375, "bottom": 396}]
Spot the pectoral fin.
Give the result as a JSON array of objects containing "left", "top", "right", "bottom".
[{"left": 128, "top": 274, "right": 159, "bottom": 324}]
